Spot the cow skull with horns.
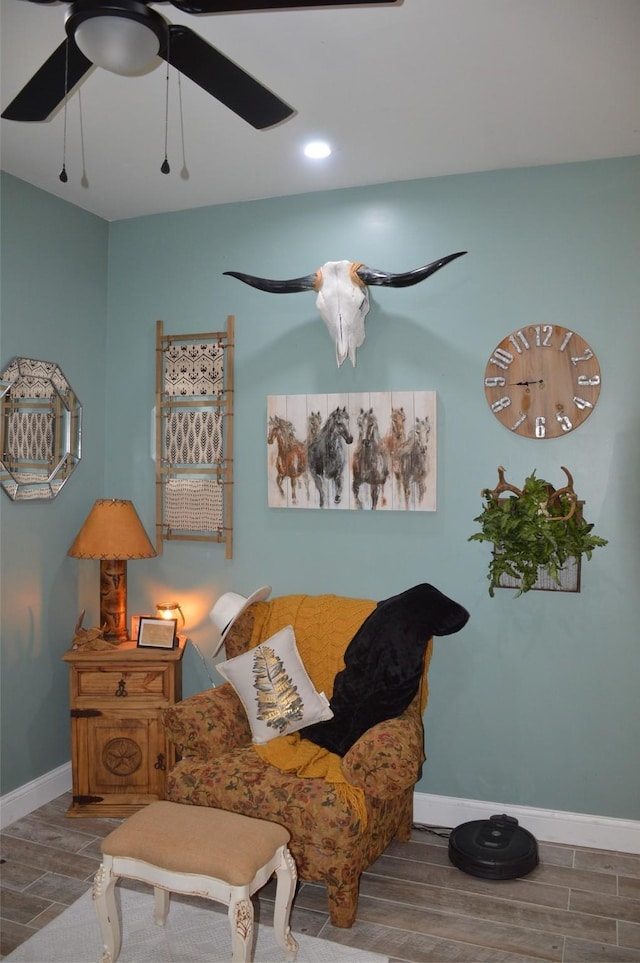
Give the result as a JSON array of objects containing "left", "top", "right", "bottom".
[{"left": 224, "top": 251, "right": 466, "bottom": 367}]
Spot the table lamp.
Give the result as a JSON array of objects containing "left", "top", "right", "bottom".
[
  {"left": 156, "top": 601, "right": 185, "bottom": 630},
  {"left": 68, "top": 498, "right": 156, "bottom": 642}
]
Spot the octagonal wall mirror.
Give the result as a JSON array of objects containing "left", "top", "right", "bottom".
[{"left": 0, "top": 357, "right": 82, "bottom": 501}]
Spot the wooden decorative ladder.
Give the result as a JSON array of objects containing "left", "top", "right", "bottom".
[{"left": 155, "top": 317, "right": 234, "bottom": 558}]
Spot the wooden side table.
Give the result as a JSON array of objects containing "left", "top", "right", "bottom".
[{"left": 62, "top": 637, "right": 186, "bottom": 818}]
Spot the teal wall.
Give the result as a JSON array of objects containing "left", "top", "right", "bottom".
[
  {"left": 1, "top": 173, "right": 108, "bottom": 792},
  {"left": 1, "top": 158, "right": 639, "bottom": 821}
]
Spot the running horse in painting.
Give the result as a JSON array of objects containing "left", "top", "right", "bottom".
[
  {"left": 383, "top": 406, "right": 407, "bottom": 499},
  {"left": 398, "top": 416, "right": 431, "bottom": 509},
  {"left": 352, "top": 408, "right": 389, "bottom": 510},
  {"left": 267, "top": 415, "right": 307, "bottom": 504},
  {"left": 308, "top": 406, "right": 353, "bottom": 507},
  {"left": 306, "top": 410, "right": 323, "bottom": 447}
]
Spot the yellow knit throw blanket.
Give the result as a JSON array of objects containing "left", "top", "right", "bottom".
[{"left": 249, "top": 594, "right": 376, "bottom": 828}]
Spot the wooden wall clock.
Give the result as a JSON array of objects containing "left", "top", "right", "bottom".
[{"left": 484, "top": 324, "right": 601, "bottom": 439}]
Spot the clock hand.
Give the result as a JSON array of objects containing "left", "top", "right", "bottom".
[{"left": 510, "top": 380, "right": 544, "bottom": 386}]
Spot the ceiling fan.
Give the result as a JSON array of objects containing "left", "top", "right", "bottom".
[{"left": 2, "top": 0, "right": 397, "bottom": 129}]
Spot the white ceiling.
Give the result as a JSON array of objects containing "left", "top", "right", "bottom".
[{"left": 1, "top": 0, "right": 639, "bottom": 222}]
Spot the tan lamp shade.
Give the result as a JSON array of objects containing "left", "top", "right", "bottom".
[
  {"left": 68, "top": 498, "right": 157, "bottom": 560},
  {"left": 68, "top": 499, "right": 156, "bottom": 642}
]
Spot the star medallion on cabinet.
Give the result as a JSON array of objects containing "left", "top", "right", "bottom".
[{"left": 484, "top": 324, "right": 601, "bottom": 439}]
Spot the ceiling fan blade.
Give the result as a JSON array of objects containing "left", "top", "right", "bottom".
[
  {"left": 2, "top": 38, "right": 92, "bottom": 121},
  {"left": 165, "top": 24, "right": 294, "bottom": 129},
  {"left": 169, "top": 1, "right": 397, "bottom": 13}
]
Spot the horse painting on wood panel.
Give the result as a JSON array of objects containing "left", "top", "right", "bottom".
[{"left": 267, "top": 391, "right": 436, "bottom": 511}]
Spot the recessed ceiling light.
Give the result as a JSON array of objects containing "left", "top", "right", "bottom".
[{"left": 304, "top": 141, "right": 332, "bottom": 160}]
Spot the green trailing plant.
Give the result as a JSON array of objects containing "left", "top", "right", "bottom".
[{"left": 469, "top": 467, "right": 608, "bottom": 597}]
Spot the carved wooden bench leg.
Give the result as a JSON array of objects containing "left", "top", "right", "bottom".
[
  {"left": 273, "top": 845, "right": 299, "bottom": 960},
  {"left": 93, "top": 858, "right": 121, "bottom": 963},
  {"left": 153, "top": 886, "right": 169, "bottom": 925},
  {"left": 229, "top": 895, "right": 254, "bottom": 962}
]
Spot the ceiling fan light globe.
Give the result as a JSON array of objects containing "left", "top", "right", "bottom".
[{"left": 75, "top": 16, "right": 160, "bottom": 74}]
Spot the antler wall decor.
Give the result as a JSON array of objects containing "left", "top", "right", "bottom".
[
  {"left": 470, "top": 466, "right": 607, "bottom": 596},
  {"left": 485, "top": 465, "right": 578, "bottom": 522}
]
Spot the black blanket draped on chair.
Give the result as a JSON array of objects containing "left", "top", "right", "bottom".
[{"left": 300, "top": 583, "right": 469, "bottom": 756}]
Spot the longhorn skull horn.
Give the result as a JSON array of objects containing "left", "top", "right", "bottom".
[
  {"left": 356, "top": 251, "right": 466, "bottom": 287},
  {"left": 222, "top": 270, "right": 319, "bottom": 293},
  {"left": 223, "top": 251, "right": 466, "bottom": 293}
]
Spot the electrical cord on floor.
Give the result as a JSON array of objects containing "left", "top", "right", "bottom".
[
  {"left": 190, "top": 640, "right": 218, "bottom": 688},
  {"left": 412, "top": 823, "right": 452, "bottom": 839}
]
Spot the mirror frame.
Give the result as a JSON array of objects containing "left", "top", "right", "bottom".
[{"left": 0, "top": 357, "right": 82, "bottom": 501}]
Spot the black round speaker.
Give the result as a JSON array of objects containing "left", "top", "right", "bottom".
[{"left": 448, "top": 813, "right": 539, "bottom": 880}]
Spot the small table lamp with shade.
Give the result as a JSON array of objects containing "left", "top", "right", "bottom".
[
  {"left": 156, "top": 601, "right": 185, "bottom": 629},
  {"left": 68, "top": 498, "right": 157, "bottom": 643}
]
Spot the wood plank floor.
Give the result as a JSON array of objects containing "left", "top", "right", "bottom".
[{"left": 1, "top": 792, "right": 639, "bottom": 962}]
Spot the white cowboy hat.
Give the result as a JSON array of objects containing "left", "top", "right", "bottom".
[{"left": 208, "top": 585, "right": 272, "bottom": 657}]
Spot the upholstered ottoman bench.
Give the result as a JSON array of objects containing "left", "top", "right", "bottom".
[{"left": 93, "top": 801, "right": 298, "bottom": 963}]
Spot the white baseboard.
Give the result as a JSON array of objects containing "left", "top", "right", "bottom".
[
  {"left": 2, "top": 767, "right": 638, "bottom": 855},
  {"left": 0, "top": 762, "right": 72, "bottom": 830},
  {"left": 413, "top": 791, "right": 640, "bottom": 855}
]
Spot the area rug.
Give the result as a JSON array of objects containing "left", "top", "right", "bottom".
[{"left": 6, "top": 886, "right": 387, "bottom": 963}]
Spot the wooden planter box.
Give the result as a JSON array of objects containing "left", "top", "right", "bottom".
[{"left": 496, "top": 554, "right": 581, "bottom": 593}]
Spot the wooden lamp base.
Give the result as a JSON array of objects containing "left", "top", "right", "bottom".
[{"left": 99, "top": 559, "right": 129, "bottom": 642}]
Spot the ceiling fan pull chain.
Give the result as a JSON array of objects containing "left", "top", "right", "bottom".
[
  {"left": 78, "top": 89, "right": 89, "bottom": 189},
  {"left": 59, "top": 37, "right": 69, "bottom": 183},
  {"left": 178, "top": 73, "right": 189, "bottom": 180},
  {"left": 161, "top": 34, "right": 171, "bottom": 175}
]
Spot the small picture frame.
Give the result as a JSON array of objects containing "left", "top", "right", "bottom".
[{"left": 137, "top": 617, "right": 177, "bottom": 649}]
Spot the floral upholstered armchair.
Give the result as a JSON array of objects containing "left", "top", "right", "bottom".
[{"left": 161, "top": 586, "right": 469, "bottom": 927}]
